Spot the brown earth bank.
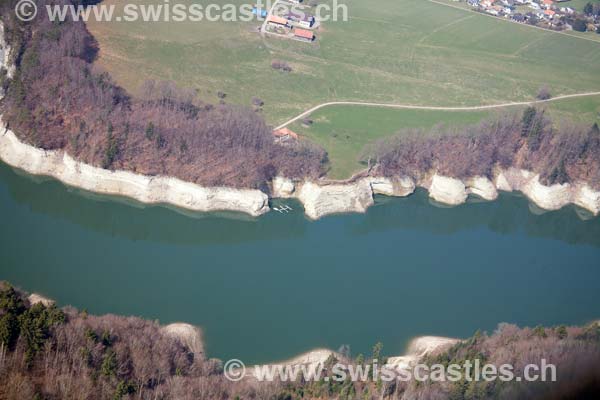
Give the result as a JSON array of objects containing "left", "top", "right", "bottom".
[{"left": 2, "top": 281, "right": 600, "bottom": 400}]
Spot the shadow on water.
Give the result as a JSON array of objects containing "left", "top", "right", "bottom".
[
  {"left": 351, "top": 190, "right": 600, "bottom": 248},
  {"left": 1, "top": 163, "right": 308, "bottom": 246},
  {"left": 0, "top": 164, "right": 600, "bottom": 247},
  {"left": 2, "top": 163, "right": 598, "bottom": 248}
]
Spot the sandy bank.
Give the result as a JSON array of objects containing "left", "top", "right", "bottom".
[
  {"left": 28, "top": 293, "right": 55, "bottom": 307},
  {"left": 161, "top": 323, "right": 204, "bottom": 354},
  {"left": 241, "top": 349, "right": 344, "bottom": 380},
  {"left": 0, "top": 120, "right": 270, "bottom": 217},
  {"left": 386, "top": 336, "right": 461, "bottom": 370},
  {"left": 244, "top": 336, "right": 461, "bottom": 380}
]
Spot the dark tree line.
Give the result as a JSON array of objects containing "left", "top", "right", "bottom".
[
  {"left": 2, "top": 281, "right": 600, "bottom": 400},
  {"left": 367, "top": 109, "right": 600, "bottom": 189},
  {"left": 0, "top": 0, "right": 325, "bottom": 190}
]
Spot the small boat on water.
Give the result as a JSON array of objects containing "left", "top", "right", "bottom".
[{"left": 273, "top": 205, "right": 293, "bottom": 214}]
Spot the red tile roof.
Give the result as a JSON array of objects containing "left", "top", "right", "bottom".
[
  {"left": 268, "top": 15, "right": 288, "bottom": 25},
  {"left": 273, "top": 128, "right": 299, "bottom": 139},
  {"left": 293, "top": 28, "right": 315, "bottom": 40}
]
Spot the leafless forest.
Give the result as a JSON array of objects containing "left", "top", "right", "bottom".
[
  {"left": 367, "top": 110, "right": 600, "bottom": 189},
  {"left": 1, "top": 282, "right": 600, "bottom": 400},
  {"left": 0, "top": 0, "right": 326, "bottom": 190},
  {"left": 2, "top": 1, "right": 599, "bottom": 191}
]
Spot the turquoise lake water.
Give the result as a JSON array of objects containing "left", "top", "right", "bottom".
[{"left": 1, "top": 162, "right": 599, "bottom": 364}]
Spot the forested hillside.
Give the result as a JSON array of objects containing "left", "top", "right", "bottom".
[
  {"left": 2, "top": 282, "right": 600, "bottom": 400},
  {"left": 0, "top": 0, "right": 325, "bottom": 190},
  {"left": 368, "top": 109, "right": 600, "bottom": 189}
]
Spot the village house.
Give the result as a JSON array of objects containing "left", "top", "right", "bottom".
[
  {"left": 542, "top": 0, "right": 554, "bottom": 10},
  {"left": 273, "top": 128, "right": 300, "bottom": 142},
  {"left": 293, "top": 28, "right": 315, "bottom": 41},
  {"left": 267, "top": 15, "right": 289, "bottom": 27}
]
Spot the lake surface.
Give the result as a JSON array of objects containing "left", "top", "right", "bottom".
[{"left": 1, "top": 162, "right": 600, "bottom": 364}]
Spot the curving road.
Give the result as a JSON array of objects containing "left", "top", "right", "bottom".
[{"left": 274, "top": 92, "right": 600, "bottom": 130}]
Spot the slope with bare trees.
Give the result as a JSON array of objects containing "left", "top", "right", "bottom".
[
  {"left": 365, "top": 109, "right": 600, "bottom": 190},
  {"left": 0, "top": 0, "right": 325, "bottom": 191},
  {"left": 2, "top": 281, "right": 600, "bottom": 400}
]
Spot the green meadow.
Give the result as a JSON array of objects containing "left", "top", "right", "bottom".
[
  {"left": 289, "top": 107, "right": 492, "bottom": 179},
  {"left": 289, "top": 95, "right": 600, "bottom": 179},
  {"left": 88, "top": 0, "right": 600, "bottom": 178}
]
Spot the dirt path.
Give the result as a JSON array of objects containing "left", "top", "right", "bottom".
[{"left": 274, "top": 92, "right": 600, "bottom": 130}]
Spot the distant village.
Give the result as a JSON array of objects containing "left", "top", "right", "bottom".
[{"left": 464, "top": 0, "right": 600, "bottom": 32}]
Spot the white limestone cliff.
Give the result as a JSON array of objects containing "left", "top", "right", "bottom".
[
  {"left": 297, "top": 179, "right": 374, "bottom": 220},
  {"left": 493, "top": 167, "right": 600, "bottom": 215},
  {"left": 0, "top": 120, "right": 270, "bottom": 217},
  {"left": 369, "top": 176, "right": 416, "bottom": 197},
  {"left": 272, "top": 176, "right": 296, "bottom": 198},
  {"left": 0, "top": 21, "right": 15, "bottom": 81},
  {"left": 428, "top": 174, "right": 468, "bottom": 206},
  {"left": 466, "top": 176, "right": 498, "bottom": 201}
]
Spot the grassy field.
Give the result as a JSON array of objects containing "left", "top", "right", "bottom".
[
  {"left": 288, "top": 107, "right": 492, "bottom": 179},
  {"left": 88, "top": 0, "right": 600, "bottom": 121},
  {"left": 87, "top": 0, "right": 600, "bottom": 178},
  {"left": 288, "top": 95, "right": 600, "bottom": 179}
]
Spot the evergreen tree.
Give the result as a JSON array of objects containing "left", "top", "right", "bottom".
[
  {"left": 101, "top": 350, "right": 118, "bottom": 377},
  {"left": 145, "top": 122, "right": 155, "bottom": 140},
  {"left": 556, "top": 325, "right": 568, "bottom": 340},
  {"left": 0, "top": 313, "right": 19, "bottom": 348},
  {"left": 521, "top": 107, "right": 537, "bottom": 136}
]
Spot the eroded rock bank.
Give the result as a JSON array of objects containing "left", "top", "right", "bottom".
[
  {"left": 2, "top": 119, "right": 598, "bottom": 220},
  {"left": 162, "top": 323, "right": 204, "bottom": 354},
  {"left": 0, "top": 21, "right": 15, "bottom": 82},
  {"left": 244, "top": 336, "right": 461, "bottom": 380},
  {"left": 273, "top": 168, "right": 600, "bottom": 220},
  {"left": 0, "top": 119, "right": 270, "bottom": 217},
  {"left": 273, "top": 176, "right": 416, "bottom": 220},
  {"left": 386, "top": 336, "right": 461, "bottom": 371}
]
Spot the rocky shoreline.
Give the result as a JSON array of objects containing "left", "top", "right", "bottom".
[
  {"left": 1, "top": 22, "right": 598, "bottom": 220},
  {"left": 1, "top": 119, "right": 599, "bottom": 220},
  {"left": 242, "top": 336, "right": 461, "bottom": 380},
  {"left": 0, "top": 121, "right": 270, "bottom": 217},
  {"left": 272, "top": 171, "right": 600, "bottom": 220}
]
